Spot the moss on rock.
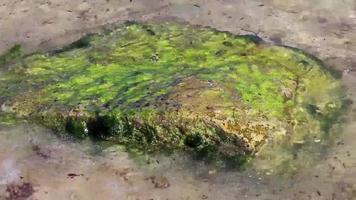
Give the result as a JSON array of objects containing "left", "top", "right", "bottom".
[
  {"left": 0, "top": 44, "right": 22, "bottom": 66},
  {"left": 0, "top": 22, "right": 347, "bottom": 164}
]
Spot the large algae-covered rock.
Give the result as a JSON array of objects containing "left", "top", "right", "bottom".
[{"left": 0, "top": 22, "right": 346, "bottom": 163}]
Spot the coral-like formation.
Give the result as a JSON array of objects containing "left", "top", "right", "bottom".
[{"left": 0, "top": 22, "right": 346, "bottom": 164}]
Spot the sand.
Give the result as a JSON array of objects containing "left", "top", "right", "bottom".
[{"left": 1, "top": 1, "right": 356, "bottom": 199}]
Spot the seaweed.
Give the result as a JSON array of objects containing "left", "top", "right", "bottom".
[
  {"left": 0, "top": 22, "right": 347, "bottom": 166},
  {"left": 0, "top": 44, "right": 22, "bottom": 67}
]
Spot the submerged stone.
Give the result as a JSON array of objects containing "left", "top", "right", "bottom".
[{"left": 0, "top": 22, "right": 347, "bottom": 164}]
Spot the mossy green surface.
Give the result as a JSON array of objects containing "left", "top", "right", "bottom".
[
  {"left": 0, "top": 22, "right": 347, "bottom": 164},
  {"left": 0, "top": 44, "right": 22, "bottom": 66}
]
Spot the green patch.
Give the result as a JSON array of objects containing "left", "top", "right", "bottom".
[
  {"left": 0, "top": 22, "right": 347, "bottom": 166},
  {"left": 0, "top": 44, "right": 22, "bottom": 66},
  {"left": 0, "top": 113, "right": 22, "bottom": 125}
]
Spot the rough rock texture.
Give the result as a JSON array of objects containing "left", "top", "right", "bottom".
[{"left": 0, "top": 22, "right": 346, "bottom": 163}]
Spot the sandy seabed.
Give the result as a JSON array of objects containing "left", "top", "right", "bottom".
[{"left": 1, "top": 0, "right": 356, "bottom": 199}]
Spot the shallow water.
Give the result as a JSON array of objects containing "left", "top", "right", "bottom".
[
  {"left": 1, "top": 0, "right": 356, "bottom": 199},
  {"left": 0, "top": 71, "right": 355, "bottom": 200}
]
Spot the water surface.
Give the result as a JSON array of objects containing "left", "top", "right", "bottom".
[{"left": 0, "top": 73, "right": 355, "bottom": 199}]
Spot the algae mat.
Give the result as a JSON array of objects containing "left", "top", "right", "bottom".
[{"left": 0, "top": 22, "right": 347, "bottom": 164}]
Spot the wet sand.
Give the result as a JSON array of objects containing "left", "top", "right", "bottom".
[{"left": 1, "top": 0, "right": 356, "bottom": 199}]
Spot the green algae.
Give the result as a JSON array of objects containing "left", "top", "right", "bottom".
[
  {"left": 0, "top": 22, "right": 347, "bottom": 165},
  {"left": 0, "top": 44, "right": 22, "bottom": 66},
  {"left": 0, "top": 113, "right": 21, "bottom": 126}
]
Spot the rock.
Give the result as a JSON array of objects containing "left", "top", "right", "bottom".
[{"left": 0, "top": 22, "right": 347, "bottom": 165}]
